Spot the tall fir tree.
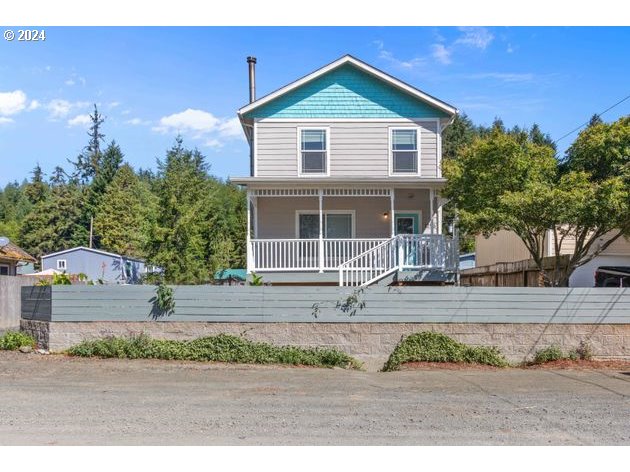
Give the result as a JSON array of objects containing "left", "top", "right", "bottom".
[
  {"left": 19, "top": 182, "right": 88, "bottom": 261},
  {"left": 24, "top": 164, "right": 48, "bottom": 205},
  {"left": 146, "top": 137, "right": 213, "bottom": 283},
  {"left": 93, "top": 164, "right": 155, "bottom": 258},
  {"left": 69, "top": 104, "right": 105, "bottom": 184}
]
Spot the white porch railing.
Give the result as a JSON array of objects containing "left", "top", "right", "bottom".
[{"left": 250, "top": 238, "right": 388, "bottom": 272}]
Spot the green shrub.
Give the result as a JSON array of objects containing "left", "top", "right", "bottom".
[
  {"left": 67, "top": 333, "right": 362, "bottom": 369},
  {"left": 382, "top": 331, "right": 508, "bottom": 371},
  {"left": 0, "top": 331, "right": 36, "bottom": 350},
  {"left": 533, "top": 345, "right": 564, "bottom": 364}
]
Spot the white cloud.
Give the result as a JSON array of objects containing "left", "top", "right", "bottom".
[
  {"left": 455, "top": 27, "right": 494, "bottom": 50},
  {"left": 464, "top": 72, "right": 534, "bottom": 83},
  {"left": 153, "top": 108, "right": 244, "bottom": 148},
  {"left": 0, "top": 90, "right": 28, "bottom": 116},
  {"left": 67, "top": 114, "right": 92, "bottom": 127},
  {"left": 46, "top": 99, "right": 90, "bottom": 119},
  {"left": 431, "top": 44, "right": 452, "bottom": 65},
  {"left": 218, "top": 117, "right": 242, "bottom": 137},
  {"left": 108, "top": 101, "right": 121, "bottom": 109},
  {"left": 0, "top": 117, "right": 14, "bottom": 125},
  {"left": 28, "top": 100, "right": 41, "bottom": 111},
  {"left": 374, "top": 40, "right": 426, "bottom": 70},
  {"left": 154, "top": 108, "right": 220, "bottom": 134},
  {"left": 507, "top": 43, "right": 515, "bottom": 54},
  {"left": 125, "top": 117, "right": 150, "bottom": 126},
  {"left": 65, "top": 79, "right": 76, "bottom": 86}
]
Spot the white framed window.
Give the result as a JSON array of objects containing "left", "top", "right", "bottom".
[
  {"left": 57, "top": 259, "right": 67, "bottom": 270},
  {"left": 298, "top": 127, "right": 329, "bottom": 176},
  {"left": 295, "top": 210, "right": 355, "bottom": 239},
  {"left": 390, "top": 127, "right": 421, "bottom": 175}
]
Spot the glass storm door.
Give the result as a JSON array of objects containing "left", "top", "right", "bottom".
[{"left": 395, "top": 213, "right": 420, "bottom": 266}]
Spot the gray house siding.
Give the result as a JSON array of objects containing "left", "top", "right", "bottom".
[
  {"left": 42, "top": 248, "right": 146, "bottom": 284},
  {"left": 255, "top": 119, "right": 440, "bottom": 178}
]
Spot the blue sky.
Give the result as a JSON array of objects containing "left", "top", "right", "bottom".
[{"left": 0, "top": 26, "right": 628, "bottom": 186}]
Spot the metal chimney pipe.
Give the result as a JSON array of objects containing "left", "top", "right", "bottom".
[{"left": 247, "top": 56, "right": 257, "bottom": 103}]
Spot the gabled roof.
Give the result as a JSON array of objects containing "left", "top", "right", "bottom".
[
  {"left": 41, "top": 246, "right": 145, "bottom": 262},
  {"left": 0, "top": 240, "right": 36, "bottom": 263},
  {"left": 238, "top": 54, "right": 458, "bottom": 118}
]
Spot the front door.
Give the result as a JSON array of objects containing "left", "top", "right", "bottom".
[
  {"left": 395, "top": 212, "right": 420, "bottom": 267},
  {"left": 394, "top": 213, "right": 419, "bottom": 235}
]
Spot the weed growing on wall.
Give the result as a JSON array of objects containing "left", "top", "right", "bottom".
[
  {"left": 0, "top": 331, "right": 36, "bottom": 350},
  {"left": 382, "top": 331, "right": 508, "bottom": 371}
]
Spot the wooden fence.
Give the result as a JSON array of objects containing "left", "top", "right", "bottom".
[
  {"left": 21, "top": 284, "right": 630, "bottom": 324},
  {"left": 460, "top": 256, "right": 571, "bottom": 287}
]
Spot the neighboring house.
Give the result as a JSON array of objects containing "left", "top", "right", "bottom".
[
  {"left": 475, "top": 230, "right": 630, "bottom": 287},
  {"left": 232, "top": 55, "right": 459, "bottom": 286},
  {"left": 0, "top": 237, "right": 36, "bottom": 276},
  {"left": 41, "top": 247, "right": 152, "bottom": 284},
  {"left": 459, "top": 253, "right": 476, "bottom": 270}
]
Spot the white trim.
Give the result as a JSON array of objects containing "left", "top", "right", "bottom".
[
  {"left": 257, "top": 118, "right": 444, "bottom": 123},
  {"left": 389, "top": 126, "right": 421, "bottom": 177},
  {"left": 436, "top": 118, "right": 443, "bottom": 178},
  {"left": 56, "top": 259, "right": 67, "bottom": 270},
  {"left": 41, "top": 246, "right": 144, "bottom": 262},
  {"left": 295, "top": 210, "right": 356, "bottom": 239},
  {"left": 394, "top": 211, "right": 423, "bottom": 235},
  {"left": 297, "top": 126, "right": 331, "bottom": 177},
  {"left": 238, "top": 55, "right": 457, "bottom": 117},
  {"left": 253, "top": 119, "right": 258, "bottom": 177},
  {"left": 0, "top": 263, "right": 10, "bottom": 276}
]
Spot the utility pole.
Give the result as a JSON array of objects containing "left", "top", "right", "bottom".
[{"left": 89, "top": 216, "right": 93, "bottom": 248}]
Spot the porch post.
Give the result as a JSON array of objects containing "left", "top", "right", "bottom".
[
  {"left": 429, "top": 188, "right": 435, "bottom": 235},
  {"left": 318, "top": 189, "right": 324, "bottom": 273},
  {"left": 252, "top": 195, "right": 258, "bottom": 238},
  {"left": 389, "top": 188, "right": 395, "bottom": 238},
  {"left": 246, "top": 189, "right": 253, "bottom": 274}
]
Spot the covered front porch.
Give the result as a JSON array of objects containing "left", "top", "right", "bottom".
[{"left": 242, "top": 183, "right": 458, "bottom": 285}]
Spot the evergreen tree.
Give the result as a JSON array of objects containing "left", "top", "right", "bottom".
[
  {"left": 442, "top": 113, "right": 476, "bottom": 160},
  {"left": 24, "top": 164, "right": 48, "bottom": 204},
  {"left": 69, "top": 104, "right": 105, "bottom": 184},
  {"left": 146, "top": 137, "right": 213, "bottom": 284},
  {"left": 93, "top": 164, "right": 155, "bottom": 258},
  {"left": 19, "top": 182, "right": 88, "bottom": 260}
]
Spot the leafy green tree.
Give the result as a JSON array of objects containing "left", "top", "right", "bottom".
[
  {"left": 0, "top": 180, "right": 32, "bottom": 241},
  {"left": 146, "top": 137, "right": 213, "bottom": 284},
  {"left": 442, "top": 113, "right": 477, "bottom": 161},
  {"left": 564, "top": 115, "right": 630, "bottom": 182},
  {"left": 443, "top": 127, "right": 629, "bottom": 286},
  {"left": 93, "top": 164, "right": 155, "bottom": 258}
]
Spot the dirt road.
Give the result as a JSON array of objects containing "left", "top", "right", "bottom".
[{"left": 1, "top": 352, "right": 628, "bottom": 445}]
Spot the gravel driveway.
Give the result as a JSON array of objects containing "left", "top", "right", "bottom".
[{"left": 0, "top": 352, "right": 628, "bottom": 445}]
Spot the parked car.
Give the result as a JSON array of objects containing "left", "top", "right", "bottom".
[{"left": 594, "top": 266, "right": 630, "bottom": 287}]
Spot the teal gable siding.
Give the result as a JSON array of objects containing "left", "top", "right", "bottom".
[{"left": 244, "top": 64, "right": 450, "bottom": 119}]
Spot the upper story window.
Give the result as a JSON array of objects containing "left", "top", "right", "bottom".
[
  {"left": 57, "top": 259, "right": 67, "bottom": 270},
  {"left": 299, "top": 128, "right": 328, "bottom": 175},
  {"left": 391, "top": 128, "right": 420, "bottom": 175}
]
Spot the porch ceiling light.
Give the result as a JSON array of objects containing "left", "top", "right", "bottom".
[{"left": 383, "top": 212, "right": 389, "bottom": 219}]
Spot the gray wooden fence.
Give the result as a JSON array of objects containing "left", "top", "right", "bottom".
[{"left": 21, "top": 285, "right": 630, "bottom": 324}]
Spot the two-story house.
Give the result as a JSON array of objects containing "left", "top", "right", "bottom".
[{"left": 232, "top": 55, "right": 459, "bottom": 286}]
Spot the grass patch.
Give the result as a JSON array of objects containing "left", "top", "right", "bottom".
[
  {"left": 67, "top": 333, "right": 362, "bottom": 369},
  {"left": 382, "top": 331, "right": 508, "bottom": 372},
  {"left": 0, "top": 331, "right": 36, "bottom": 351}
]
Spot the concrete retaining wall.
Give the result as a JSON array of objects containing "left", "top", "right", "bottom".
[
  {"left": 21, "top": 319, "right": 630, "bottom": 364},
  {"left": 1, "top": 276, "right": 36, "bottom": 332}
]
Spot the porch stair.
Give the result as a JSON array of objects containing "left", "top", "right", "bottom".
[{"left": 338, "top": 234, "right": 458, "bottom": 287}]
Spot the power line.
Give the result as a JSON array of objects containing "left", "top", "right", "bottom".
[{"left": 554, "top": 93, "right": 630, "bottom": 144}]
